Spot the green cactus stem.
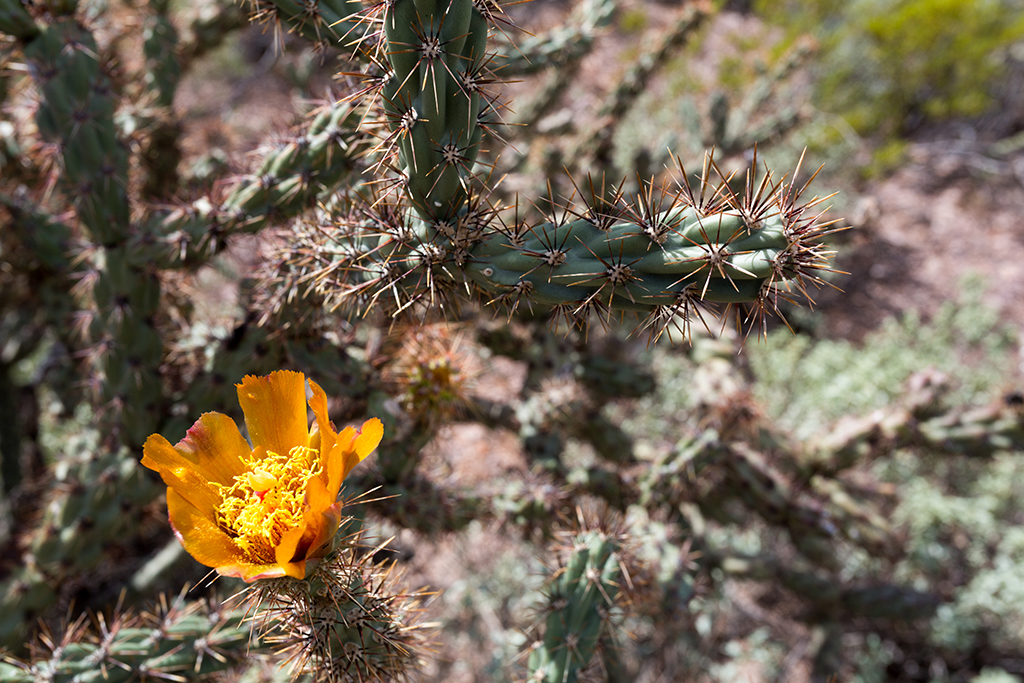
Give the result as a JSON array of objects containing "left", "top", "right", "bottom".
[
  {"left": 313, "top": 151, "right": 839, "bottom": 339},
  {"left": 527, "top": 530, "right": 623, "bottom": 683},
  {"left": 375, "top": 0, "right": 489, "bottom": 222},
  {"left": 0, "top": 594, "right": 255, "bottom": 683},
  {"left": 0, "top": 0, "right": 38, "bottom": 40},
  {"left": 262, "top": 0, "right": 843, "bottom": 338},
  {"left": 179, "top": 0, "right": 249, "bottom": 67},
  {"left": 151, "top": 99, "right": 367, "bottom": 268},
  {"left": 574, "top": 2, "right": 710, "bottom": 171},
  {"left": 244, "top": 544, "right": 432, "bottom": 681},
  {"left": 488, "top": 0, "right": 617, "bottom": 76},
  {"left": 0, "top": 440, "right": 163, "bottom": 648},
  {"left": 18, "top": 18, "right": 166, "bottom": 446},
  {"left": 251, "top": 0, "right": 369, "bottom": 55}
]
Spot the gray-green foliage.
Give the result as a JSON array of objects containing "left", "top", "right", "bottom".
[
  {"left": 747, "top": 277, "right": 1015, "bottom": 438},
  {"left": 616, "top": 283, "right": 1024, "bottom": 681},
  {"left": 889, "top": 451, "right": 1024, "bottom": 653}
]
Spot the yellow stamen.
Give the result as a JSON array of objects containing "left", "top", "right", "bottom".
[{"left": 215, "top": 446, "right": 321, "bottom": 563}]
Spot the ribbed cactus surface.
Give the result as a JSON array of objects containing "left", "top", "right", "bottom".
[
  {"left": 377, "top": 0, "right": 488, "bottom": 222},
  {"left": 527, "top": 530, "right": 623, "bottom": 683},
  {"left": 0, "top": 596, "right": 253, "bottom": 683}
]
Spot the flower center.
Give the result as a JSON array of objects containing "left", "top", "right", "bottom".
[{"left": 215, "top": 446, "right": 322, "bottom": 563}]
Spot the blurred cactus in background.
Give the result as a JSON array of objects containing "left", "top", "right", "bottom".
[{"left": 2, "top": 0, "right": 1024, "bottom": 681}]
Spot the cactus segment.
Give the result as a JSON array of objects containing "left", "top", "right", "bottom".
[
  {"left": 381, "top": 0, "right": 486, "bottom": 221},
  {"left": 575, "top": 3, "right": 709, "bottom": 171},
  {"left": 2, "top": 196, "right": 74, "bottom": 272},
  {"left": 24, "top": 20, "right": 130, "bottom": 246},
  {"left": 457, "top": 201, "right": 818, "bottom": 319},
  {"left": 142, "top": 7, "right": 182, "bottom": 109},
  {"left": 341, "top": 0, "right": 838, "bottom": 335},
  {"left": 0, "top": 596, "right": 253, "bottom": 683},
  {"left": 0, "top": 0, "right": 39, "bottom": 40},
  {"left": 177, "top": 1, "right": 248, "bottom": 66},
  {"left": 487, "top": 0, "right": 616, "bottom": 76},
  {"left": 17, "top": 18, "right": 169, "bottom": 445},
  {"left": 256, "top": 549, "right": 431, "bottom": 680},
  {"left": 138, "top": 3, "right": 187, "bottom": 200},
  {"left": 151, "top": 99, "right": 366, "bottom": 267},
  {"left": 0, "top": 437, "right": 164, "bottom": 647},
  {"left": 527, "top": 530, "right": 622, "bottom": 683},
  {"left": 315, "top": 151, "right": 838, "bottom": 337},
  {"left": 254, "top": 0, "right": 368, "bottom": 52}
]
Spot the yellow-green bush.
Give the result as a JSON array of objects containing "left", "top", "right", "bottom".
[{"left": 757, "top": 0, "right": 1024, "bottom": 135}]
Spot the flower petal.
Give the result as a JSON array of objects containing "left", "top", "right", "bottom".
[
  {"left": 178, "top": 413, "right": 249, "bottom": 484},
  {"left": 307, "top": 379, "right": 337, "bottom": 483},
  {"left": 142, "top": 434, "right": 225, "bottom": 519},
  {"left": 236, "top": 370, "right": 309, "bottom": 457},
  {"left": 143, "top": 413, "right": 248, "bottom": 487},
  {"left": 354, "top": 418, "right": 384, "bottom": 459},
  {"left": 336, "top": 417, "right": 384, "bottom": 484},
  {"left": 216, "top": 563, "right": 289, "bottom": 582},
  {"left": 300, "top": 502, "right": 342, "bottom": 564},
  {"left": 306, "top": 473, "right": 335, "bottom": 513},
  {"left": 166, "top": 488, "right": 245, "bottom": 570},
  {"left": 273, "top": 523, "right": 309, "bottom": 579}
]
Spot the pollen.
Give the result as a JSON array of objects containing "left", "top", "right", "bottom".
[{"left": 215, "top": 446, "right": 322, "bottom": 563}]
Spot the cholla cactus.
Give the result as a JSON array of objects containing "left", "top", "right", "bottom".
[
  {"left": 0, "top": 593, "right": 256, "bottom": 683},
  {"left": 262, "top": 0, "right": 841, "bottom": 338},
  {"left": 0, "top": 0, "right": 871, "bottom": 681},
  {"left": 526, "top": 528, "right": 625, "bottom": 683}
]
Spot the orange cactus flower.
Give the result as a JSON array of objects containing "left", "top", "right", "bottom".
[{"left": 141, "top": 370, "right": 383, "bottom": 582}]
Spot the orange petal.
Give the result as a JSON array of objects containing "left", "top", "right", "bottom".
[
  {"left": 300, "top": 502, "right": 342, "bottom": 563},
  {"left": 308, "top": 424, "right": 321, "bottom": 453},
  {"left": 142, "top": 413, "right": 248, "bottom": 487},
  {"left": 341, "top": 417, "right": 384, "bottom": 482},
  {"left": 325, "top": 418, "right": 383, "bottom": 494},
  {"left": 306, "top": 472, "right": 335, "bottom": 512},
  {"left": 216, "top": 563, "right": 289, "bottom": 582},
  {"left": 307, "top": 379, "right": 337, "bottom": 482},
  {"left": 236, "top": 371, "right": 309, "bottom": 457},
  {"left": 142, "top": 434, "right": 226, "bottom": 519},
  {"left": 176, "top": 413, "right": 249, "bottom": 484},
  {"left": 302, "top": 476, "right": 343, "bottom": 558},
  {"left": 273, "top": 523, "right": 309, "bottom": 579},
  {"left": 167, "top": 488, "right": 245, "bottom": 570},
  {"left": 327, "top": 425, "right": 356, "bottom": 496},
  {"left": 353, "top": 418, "right": 384, "bottom": 459},
  {"left": 213, "top": 520, "right": 309, "bottom": 582}
]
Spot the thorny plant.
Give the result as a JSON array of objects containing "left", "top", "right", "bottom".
[{"left": 13, "top": 0, "right": 992, "bottom": 682}]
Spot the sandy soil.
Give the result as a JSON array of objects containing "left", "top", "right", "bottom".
[{"left": 818, "top": 139, "right": 1024, "bottom": 342}]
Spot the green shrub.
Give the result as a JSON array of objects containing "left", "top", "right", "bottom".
[{"left": 756, "top": 0, "right": 1024, "bottom": 135}]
